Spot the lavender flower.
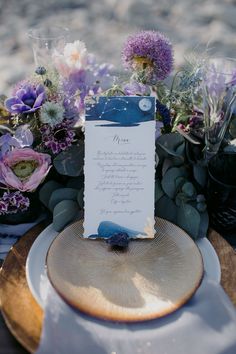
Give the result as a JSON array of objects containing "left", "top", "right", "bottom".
[
  {"left": 122, "top": 31, "right": 173, "bottom": 83},
  {"left": 5, "top": 84, "right": 46, "bottom": 115},
  {"left": 40, "top": 120, "right": 75, "bottom": 154},
  {"left": 0, "top": 191, "right": 30, "bottom": 215}
]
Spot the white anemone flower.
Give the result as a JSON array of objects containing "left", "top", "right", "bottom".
[{"left": 63, "top": 40, "right": 88, "bottom": 70}]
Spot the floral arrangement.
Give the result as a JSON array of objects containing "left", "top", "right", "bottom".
[{"left": 0, "top": 29, "right": 236, "bottom": 238}]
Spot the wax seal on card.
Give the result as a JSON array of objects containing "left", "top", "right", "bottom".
[{"left": 138, "top": 98, "right": 152, "bottom": 111}]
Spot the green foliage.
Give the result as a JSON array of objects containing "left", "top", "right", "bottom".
[
  {"left": 229, "top": 116, "right": 236, "bottom": 138},
  {"left": 161, "top": 167, "right": 186, "bottom": 198},
  {"left": 53, "top": 200, "right": 80, "bottom": 232},
  {"left": 48, "top": 188, "right": 78, "bottom": 211},
  {"left": 177, "top": 204, "right": 201, "bottom": 240},
  {"left": 39, "top": 180, "right": 63, "bottom": 208},
  {"left": 156, "top": 132, "right": 208, "bottom": 239},
  {"left": 53, "top": 145, "right": 84, "bottom": 177},
  {"left": 155, "top": 195, "right": 178, "bottom": 223},
  {"left": 39, "top": 181, "right": 83, "bottom": 231}
]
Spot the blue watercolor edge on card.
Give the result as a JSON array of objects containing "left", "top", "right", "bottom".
[{"left": 85, "top": 96, "right": 156, "bottom": 126}]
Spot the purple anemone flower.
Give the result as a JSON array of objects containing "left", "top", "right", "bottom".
[
  {"left": 122, "top": 31, "right": 174, "bottom": 82},
  {"left": 5, "top": 84, "right": 46, "bottom": 115}
]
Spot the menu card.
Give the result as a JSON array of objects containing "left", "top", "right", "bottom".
[{"left": 84, "top": 96, "right": 156, "bottom": 239}]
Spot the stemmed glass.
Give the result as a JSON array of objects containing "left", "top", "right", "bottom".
[
  {"left": 201, "top": 57, "right": 236, "bottom": 161},
  {"left": 28, "top": 26, "right": 69, "bottom": 69}
]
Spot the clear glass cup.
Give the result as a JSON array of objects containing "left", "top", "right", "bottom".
[
  {"left": 28, "top": 26, "right": 69, "bottom": 69},
  {"left": 201, "top": 57, "right": 236, "bottom": 161}
]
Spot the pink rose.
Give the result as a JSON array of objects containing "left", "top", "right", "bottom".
[{"left": 0, "top": 148, "right": 51, "bottom": 192}]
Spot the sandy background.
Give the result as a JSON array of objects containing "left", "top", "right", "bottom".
[{"left": 0, "top": 0, "right": 236, "bottom": 94}]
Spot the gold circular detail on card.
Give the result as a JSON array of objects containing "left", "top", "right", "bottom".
[{"left": 46, "top": 218, "right": 203, "bottom": 322}]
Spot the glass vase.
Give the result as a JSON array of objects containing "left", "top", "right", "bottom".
[
  {"left": 28, "top": 26, "right": 69, "bottom": 69},
  {"left": 201, "top": 57, "right": 236, "bottom": 161}
]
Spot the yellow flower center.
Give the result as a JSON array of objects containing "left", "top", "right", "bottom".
[
  {"left": 133, "top": 56, "right": 154, "bottom": 70},
  {"left": 12, "top": 160, "right": 38, "bottom": 180},
  {"left": 70, "top": 52, "right": 81, "bottom": 63}
]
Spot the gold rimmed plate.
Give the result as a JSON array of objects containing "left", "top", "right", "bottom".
[{"left": 46, "top": 218, "right": 204, "bottom": 322}]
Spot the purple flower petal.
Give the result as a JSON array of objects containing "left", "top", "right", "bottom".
[
  {"left": 16, "top": 88, "right": 27, "bottom": 100},
  {"left": 12, "top": 103, "right": 31, "bottom": 112},
  {"left": 5, "top": 83, "right": 46, "bottom": 115},
  {"left": 5, "top": 97, "right": 22, "bottom": 113},
  {"left": 33, "top": 92, "right": 46, "bottom": 108},
  {"left": 36, "top": 84, "right": 45, "bottom": 96},
  {"left": 15, "top": 125, "right": 34, "bottom": 147}
]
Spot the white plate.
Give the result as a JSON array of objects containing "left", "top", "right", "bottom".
[{"left": 26, "top": 224, "right": 221, "bottom": 309}]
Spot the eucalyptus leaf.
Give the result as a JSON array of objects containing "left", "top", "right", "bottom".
[
  {"left": 193, "top": 164, "right": 207, "bottom": 188},
  {"left": 175, "top": 192, "right": 188, "bottom": 206},
  {"left": 161, "top": 167, "right": 187, "bottom": 199},
  {"left": 175, "top": 176, "right": 186, "bottom": 192},
  {"left": 155, "top": 144, "right": 167, "bottom": 164},
  {"left": 155, "top": 179, "right": 164, "bottom": 202},
  {"left": 53, "top": 145, "right": 84, "bottom": 177},
  {"left": 155, "top": 195, "right": 178, "bottom": 223},
  {"left": 198, "top": 210, "right": 209, "bottom": 238},
  {"left": 162, "top": 158, "right": 173, "bottom": 176},
  {"left": 156, "top": 132, "right": 185, "bottom": 161},
  {"left": 39, "top": 180, "right": 63, "bottom": 208},
  {"left": 53, "top": 200, "right": 79, "bottom": 232},
  {"left": 196, "top": 202, "right": 207, "bottom": 212},
  {"left": 182, "top": 182, "right": 196, "bottom": 198},
  {"left": 49, "top": 188, "right": 79, "bottom": 211},
  {"left": 66, "top": 176, "right": 84, "bottom": 190},
  {"left": 77, "top": 188, "right": 84, "bottom": 209},
  {"left": 168, "top": 155, "right": 185, "bottom": 167},
  {"left": 175, "top": 141, "right": 185, "bottom": 157},
  {"left": 229, "top": 116, "right": 236, "bottom": 138},
  {"left": 177, "top": 203, "right": 201, "bottom": 239}
]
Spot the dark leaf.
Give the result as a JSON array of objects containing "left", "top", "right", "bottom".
[{"left": 53, "top": 145, "right": 84, "bottom": 177}]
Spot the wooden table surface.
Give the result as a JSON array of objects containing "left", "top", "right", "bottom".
[{"left": 0, "top": 229, "right": 235, "bottom": 354}]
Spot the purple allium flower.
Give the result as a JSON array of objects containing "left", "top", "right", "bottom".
[
  {"left": 122, "top": 31, "right": 174, "bottom": 83},
  {"left": 0, "top": 191, "right": 30, "bottom": 215},
  {"left": 123, "top": 81, "right": 151, "bottom": 96},
  {"left": 5, "top": 84, "right": 46, "bottom": 115},
  {"left": 40, "top": 120, "right": 75, "bottom": 154}
]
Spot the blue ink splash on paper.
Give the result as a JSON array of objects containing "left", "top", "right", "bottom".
[
  {"left": 89, "top": 221, "right": 146, "bottom": 239},
  {"left": 85, "top": 96, "right": 155, "bottom": 126}
]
